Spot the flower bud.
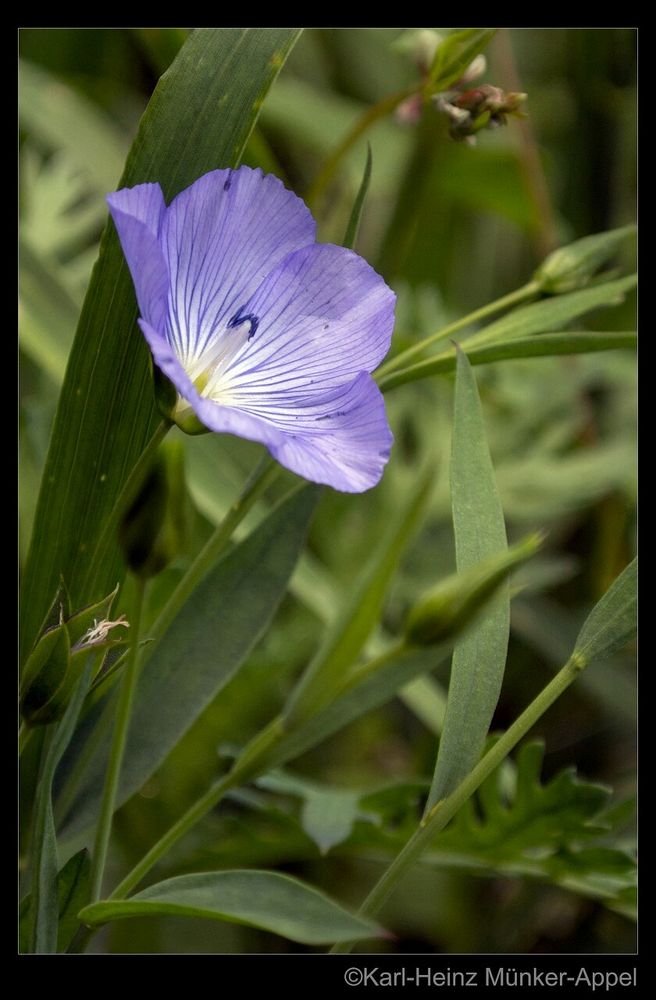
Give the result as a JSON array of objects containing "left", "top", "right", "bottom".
[
  {"left": 435, "top": 85, "right": 527, "bottom": 142},
  {"left": 405, "top": 533, "right": 543, "bottom": 647},
  {"left": 534, "top": 225, "right": 636, "bottom": 294},
  {"left": 119, "top": 439, "right": 186, "bottom": 578},
  {"left": 20, "top": 586, "right": 128, "bottom": 725}
]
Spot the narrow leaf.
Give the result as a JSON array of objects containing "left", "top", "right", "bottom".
[
  {"left": 466, "top": 273, "right": 637, "bottom": 350},
  {"left": 284, "top": 469, "right": 433, "bottom": 726},
  {"left": 19, "top": 59, "right": 128, "bottom": 193},
  {"left": 78, "top": 870, "right": 382, "bottom": 945},
  {"left": 429, "top": 28, "right": 497, "bottom": 89},
  {"left": 20, "top": 849, "right": 92, "bottom": 954},
  {"left": 20, "top": 28, "right": 301, "bottom": 664},
  {"left": 379, "top": 331, "right": 636, "bottom": 391},
  {"left": 573, "top": 558, "right": 637, "bottom": 666},
  {"left": 342, "top": 143, "right": 372, "bottom": 250},
  {"left": 426, "top": 348, "right": 509, "bottom": 811},
  {"left": 270, "top": 645, "right": 452, "bottom": 771},
  {"left": 27, "top": 661, "right": 94, "bottom": 952},
  {"left": 58, "top": 486, "right": 319, "bottom": 840}
]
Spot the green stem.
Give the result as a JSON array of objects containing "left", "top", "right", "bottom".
[
  {"left": 109, "top": 772, "right": 238, "bottom": 903},
  {"left": 153, "top": 455, "right": 279, "bottom": 639},
  {"left": 109, "top": 716, "right": 285, "bottom": 903},
  {"left": 376, "top": 281, "right": 540, "bottom": 381},
  {"left": 330, "top": 652, "right": 586, "bottom": 953},
  {"left": 89, "top": 578, "right": 146, "bottom": 902},
  {"left": 306, "top": 83, "right": 420, "bottom": 212}
]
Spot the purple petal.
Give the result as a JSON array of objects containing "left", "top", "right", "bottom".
[
  {"left": 106, "top": 184, "right": 169, "bottom": 331},
  {"left": 213, "top": 242, "right": 395, "bottom": 404},
  {"left": 161, "top": 167, "right": 316, "bottom": 366},
  {"left": 195, "top": 372, "right": 393, "bottom": 492}
]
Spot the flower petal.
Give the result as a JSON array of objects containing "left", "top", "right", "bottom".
[
  {"left": 208, "top": 242, "right": 395, "bottom": 405},
  {"left": 195, "top": 372, "right": 393, "bottom": 492},
  {"left": 161, "top": 167, "right": 316, "bottom": 367},
  {"left": 106, "top": 184, "right": 169, "bottom": 331}
]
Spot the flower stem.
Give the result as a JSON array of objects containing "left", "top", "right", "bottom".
[
  {"left": 376, "top": 280, "right": 540, "bottom": 382},
  {"left": 151, "top": 455, "right": 280, "bottom": 640},
  {"left": 330, "top": 652, "right": 587, "bottom": 953},
  {"left": 305, "top": 84, "right": 421, "bottom": 212},
  {"left": 89, "top": 578, "right": 146, "bottom": 902}
]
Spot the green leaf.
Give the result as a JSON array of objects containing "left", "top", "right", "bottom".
[
  {"left": 19, "top": 59, "right": 128, "bottom": 193},
  {"left": 283, "top": 469, "right": 433, "bottom": 727},
  {"left": 27, "top": 661, "right": 95, "bottom": 952},
  {"left": 429, "top": 28, "right": 497, "bottom": 89},
  {"left": 426, "top": 348, "right": 509, "bottom": 810},
  {"left": 535, "top": 225, "right": 636, "bottom": 294},
  {"left": 267, "top": 644, "right": 452, "bottom": 772},
  {"left": 466, "top": 273, "right": 637, "bottom": 350},
  {"left": 379, "top": 331, "right": 636, "bottom": 390},
  {"left": 20, "top": 27, "right": 301, "bottom": 664},
  {"left": 19, "top": 239, "right": 79, "bottom": 384},
  {"left": 20, "top": 850, "right": 92, "bottom": 954},
  {"left": 429, "top": 741, "right": 636, "bottom": 914},
  {"left": 256, "top": 771, "right": 362, "bottom": 855},
  {"left": 342, "top": 143, "right": 372, "bottom": 250},
  {"left": 573, "top": 558, "right": 637, "bottom": 666},
  {"left": 58, "top": 485, "right": 318, "bottom": 840},
  {"left": 77, "top": 870, "right": 382, "bottom": 945}
]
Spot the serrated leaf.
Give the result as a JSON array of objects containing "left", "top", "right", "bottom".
[
  {"left": 424, "top": 740, "right": 636, "bottom": 914},
  {"left": 20, "top": 28, "right": 301, "bottom": 665},
  {"left": 426, "top": 348, "right": 509, "bottom": 811},
  {"left": 57, "top": 485, "right": 318, "bottom": 840},
  {"left": 573, "top": 557, "right": 637, "bottom": 665},
  {"left": 77, "top": 870, "right": 382, "bottom": 945}
]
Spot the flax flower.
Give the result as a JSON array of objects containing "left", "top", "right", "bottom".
[{"left": 108, "top": 167, "right": 395, "bottom": 492}]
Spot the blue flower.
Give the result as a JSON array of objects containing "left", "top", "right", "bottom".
[{"left": 107, "top": 167, "right": 395, "bottom": 492}]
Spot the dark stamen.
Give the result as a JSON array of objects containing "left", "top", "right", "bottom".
[{"left": 228, "top": 308, "right": 259, "bottom": 341}]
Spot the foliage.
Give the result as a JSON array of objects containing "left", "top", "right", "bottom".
[{"left": 19, "top": 27, "right": 636, "bottom": 955}]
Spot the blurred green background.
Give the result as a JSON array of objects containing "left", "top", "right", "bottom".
[{"left": 19, "top": 28, "right": 636, "bottom": 953}]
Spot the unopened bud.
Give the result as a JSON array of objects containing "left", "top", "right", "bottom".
[
  {"left": 20, "top": 586, "right": 128, "bottom": 725},
  {"left": 394, "top": 28, "right": 442, "bottom": 76},
  {"left": 405, "top": 533, "right": 543, "bottom": 647},
  {"left": 534, "top": 225, "right": 636, "bottom": 294},
  {"left": 436, "top": 85, "right": 527, "bottom": 142},
  {"left": 119, "top": 439, "right": 186, "bottom": 578}
]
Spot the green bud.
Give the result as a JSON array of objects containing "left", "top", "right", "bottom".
[
  {"left": 534, "top": 225, "right": 636, "bottom": 294},
  {"left": 405, "top": 533, "right": 543, "bottom": 647},
  {"left": 20, "top": 623, "right": 71, "bottom": 724},
  {"left": 119, "top": 439, "right": 186, "bottom": 578},
  {"left": 20, "top": 585, "right": 129, "bottom": 726}
]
